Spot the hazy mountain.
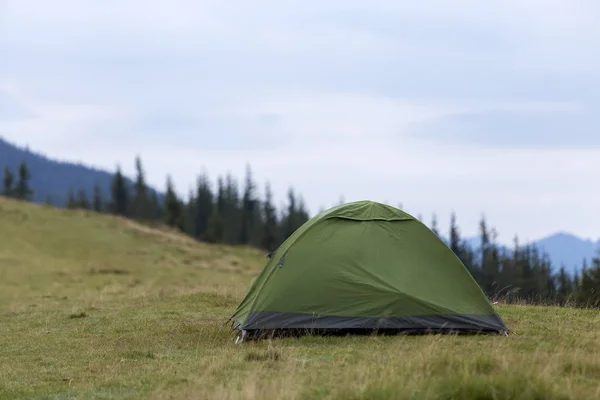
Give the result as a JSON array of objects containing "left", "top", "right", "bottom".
[
  {"left": 458, "top": 233, "right": 598, "bottom": 275},
  {"left": 530, "top": 232, "right": 599, "bottom": 274},
  {"left": 1, "top": 136, "right": 597, "bottom": 274},
  {"left": 0, "top": 136, "right": 141, "bottom": 206}
]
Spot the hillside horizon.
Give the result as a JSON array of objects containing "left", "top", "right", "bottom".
[
  {"left": 1, "top": 192, "right": 597, "bottom": 398},
  {"left": 1, "top": 135, "right": 598, "bottom": 274}
]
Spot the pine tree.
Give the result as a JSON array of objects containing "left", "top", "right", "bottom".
[
  {"left": 556, "top": 266, "right": 572, "bottom": 305},
  {"left": 496, "top": 247, "right": 516, "bottom": 300},
  {"left": 14, "top": 161, "right": 33, "bottom": 200},
  {"left": 279, "top": 188, "right": 310, "bottom": 244},
  {"left": 261, "top": 182, "right": 278, "bottom": 252},
  {"left": 283, "top": 188, "right": 298, "bottom": 240},
  {"left": 164, "top": 176, "right": 184, "bottom": 231},
  {"left": 184, "top": 188, "right": 196, "bottom": 236},
  {"left": 205, "top": 207, "right": 225, "bottom": 243},
  {"left": 216, "top": 177, "right": 225, "bottom": 215},
  {"left": 479, "top": 214, "right": 492, "bottom": 293},
  {"left": 7, "top": 148, "right": 578, "bottom": 306},
  {"left": 571, "top": 267, "right": 581, "bottom": 301},
  {"left": 539, "top": 253, "right": 556, "bottom": 300},
  {"left": 3, "top": 166, "right": 14, "bottom": 197},
  {"left": 448, "top": 212, "right": 477, "bottom": 276},
  {"left": 430, "top": 213, "right": 439, "bottom": 236},
  {"left": 67, "top": 188, "right": 78, "bottom": 209},
  {"left": 296, "top": 195, "right": 310, "bottom": 224},
  {"left": 110, "top": 166, "right": 130, "bottom": 216},
  {"left": 516, "top": 245, "right": 537, "bottom": 301},
  {"left": 479, "top": 214, "right": 490, "bottom": 266},
  {"left": 578, "top": 252, "right": 600, "bottom": 307},
  {"left": 193, "top": 172, "right": 213, "bottom": 240},
  {"left": 148, "top": 191, "right": 162, "bottom": 222},
  {"left": 77, "top": 188, "right": 90, "bottom": 209},
  {"left": 132, "top": 156, "right": 150, "bottom": 220},
  {"left": 449, "top": 212, "right": 461, "bottom": 256},
  {"left": 222, "top": 173, "right": 241, "bottom": 244},
  {"left": 573, "top": 269, "right": 580, "bottom": 287},
  {"left": 501, "top": 234, "right": 521, "bottom": 301},
  {"left": 485, "top": 230, "right": 501, "bottom": 296},
  {"left": 239, "top": 164, "right": 257, "bottom": 245},
  {"left": 93, "top": 184, "right": 104, "bottom": 212}
]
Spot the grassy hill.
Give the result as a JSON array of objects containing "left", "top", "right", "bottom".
[
  {"left": 0, "top": 198, "right": 599, "bottom": 399},
  {"left": 1, "top": 136, "right": 598, "bottom": 276}
]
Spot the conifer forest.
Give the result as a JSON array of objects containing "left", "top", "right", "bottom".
[{"left": 3, "top": 158, "right": 600, "bottom": 308}]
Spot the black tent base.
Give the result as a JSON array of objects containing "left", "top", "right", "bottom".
[
  {"left": 237, "top": 327, "right": 508, "bottom": 342},
  {"left": 228, "top": 312, "right": 509, "bottom": 342}
]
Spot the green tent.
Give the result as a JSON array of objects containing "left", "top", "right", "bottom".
[{"left": 228, "top": 201, "right": 508, "bottom": 341}]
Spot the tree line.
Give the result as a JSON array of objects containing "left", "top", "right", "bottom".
[
  {"left": 2, "top": 158, "right": 599, "bottom": 308},
  {"left": 3, "top": 162, "right": 33, "bottom": 201}
]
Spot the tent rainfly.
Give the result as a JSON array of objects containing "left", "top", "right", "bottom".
[{"left": 227, "top": 200, "right": 508, "bottom": 342}]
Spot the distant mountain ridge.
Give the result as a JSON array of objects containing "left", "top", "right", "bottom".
[
  {"left": 1, "top": 136, "right": 597, "bottom": 274},
  {"left": 0, "top": 136, "right": 140, "bottom": 207},
  {"left": 528, "top": 232, "right": 599, "bottom": 273},
  {"left": 461, "top": 233, "right": 599, "bottom": 276}
]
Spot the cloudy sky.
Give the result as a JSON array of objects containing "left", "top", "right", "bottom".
[{"left": 1, "top": 0, "right": 600, "bottom": 243}]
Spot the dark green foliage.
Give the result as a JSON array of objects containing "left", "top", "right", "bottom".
[
  {"left": 164, "top": 176, "right": 184, "bottom": 231},
  {"left": 280, "top": 188, "right": 310, "bottom": 241},
  {"left": 448, "top": 213, "right": 477, "bottom": 277},
  {"left": 132, "top": 156, "right": 151, "bottom": 221},
  {"left": 222, "top": 174, "right": 242, "bottom": 244},
  {"left": 148, "top": 191, "right": 163, "bottom": 221},
  {"left": 3, "top": 165, "right": 15, "bottom": 197},
  {"left": 110, "top": 166, "right": 130, "bottom": 216},
  {"left": 4, "top": 154, "right": 598, "bottom": 309},
  {"left": 67, "top": 188, "right": 78, "bottom": 209},
  {"left": 576, "top": 253, "right": 600, "bottom": 306},
  {"left": 430, "top": 213, "right": 439, "bottom": 236},
  {"left": 239, "top": 165, "right": 258, "bottom": 246},
  {"left": 1, "top": 137, "right": 131, "bottom": 205},
  {"left": 183, "top": 189, "right": 196, "bottom": 236},
  {"left": 65, "top": 186, "right": 90, "bottom": 210},
  {"left": 203, "top": 177, "right": 227, "bottom": 243},
  {"left": 204, "top": 207, "right": 225, "bottom": 243},
  {"left": 449, "top": 212, "right": 461, "bottom": 256},
  {"left": 216, "top": 177, "right": 225, "bottom": 215},
  {"left": 193, "top": 172, "right": 213, "bottom": 240},
  {"left": 77, "top": 188, "right": 90, "bottom": 209},
  {"left": 556, "top": 266, "right": 573, "bottom": 304},
  {"left": 93, "top": 183, "right": 104, "bottom": 212},
  {"left": 14, "top": 161, "right": 33, "bottom": 200},
  {"left": 478, "top": 215, "right": 501, "bottom": 294},
  {"left": 261, "top": 182, "right": 278, "bottom": 252}
]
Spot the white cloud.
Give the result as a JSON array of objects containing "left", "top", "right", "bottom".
[
  {"left": 0, "top": 81, "right": 131, "bottom": 147},
  {"left": 1, "top": 0, "right": 600, "bottom": 243}
]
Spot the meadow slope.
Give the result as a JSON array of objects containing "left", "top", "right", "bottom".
[{"left": 0, "top": 198, "right": 599, "bottom": 399}]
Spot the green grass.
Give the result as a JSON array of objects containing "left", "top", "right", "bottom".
[{"left": 1, "top": 198, "right": 599, "bottom": 399}]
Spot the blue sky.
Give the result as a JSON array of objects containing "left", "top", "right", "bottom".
[{"left": 1, "top": 0, "right": 600, "bottom": 243}]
